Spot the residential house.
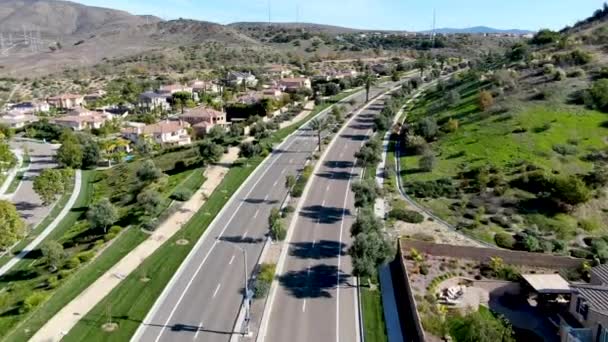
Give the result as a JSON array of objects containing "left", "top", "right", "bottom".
[
  {"left": 226, "top": 71, "right": 258, "bottom": 88},
  {"left": 0, "top": 111, "right": 38, "bottom": 128},
  {"left": 158, "top": 83, "right": 193, "bottom": 95},
  {"left": 279, "top": 77, "right": 312, "bottom": 93},
  {"left": 561, "top": 265, "right": 608, "bottom": 342},
  {"left": 84, "top": 90, "right": 107, "bottom": 104},
  {"left": 263, "top": 64, "right": 293, "bottom": 79},
  {"left": 180, "top": 106, "right": 227, "bottom": 137},
  {"left": 370, "top": 63, "right": 391, "bottom": 75},
  {"left": 139, "top": 91, "right": 171, "bottom": 111},
  {"left": 9, "top": 101, "right": 50, "bottom": 114},
  {"left": 47, "top": 94, "right": 85, "bottom": 110},
  {"left": 189, "top": 79, "right": 221, "bottom": 94},
  {"left": 121, "top": 120, "right": 191, "bottom": 146},
  {"left": 53, "top": 107, "right": 111, "bottom": 131}
]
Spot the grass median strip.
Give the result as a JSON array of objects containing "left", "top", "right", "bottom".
[
  {"left": 361, "top": 276, "right": 389, "bottom": 342},
  {"left": 62, "top": 157, "right": 263, "bottom": 341}
]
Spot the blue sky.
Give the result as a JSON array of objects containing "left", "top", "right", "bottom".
[{"left": 74, "top": 0, "right": 605, "bottom": 31}]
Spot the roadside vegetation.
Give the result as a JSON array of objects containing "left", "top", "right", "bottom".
[{"left": 398, "top": 9, "right": 608, "bottom": 262}]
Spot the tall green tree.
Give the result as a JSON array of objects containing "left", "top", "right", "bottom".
[
  {"left": 351, "top": 179, "right": 381, "bottom": 208},
  {"left": 0, "top": 200, "right": 26, "bottom": 249},
  {"left": 57, "top": 133, "right": 83, "bottom": 169},
  {"left": 198, "top": 140, "right": 224, "bottom": 165},
  {"left": 309, "top": 118, "right": 327, "bottom": 152},
  {"left": 349, "top": 231, "right": 394, "bottom": 282},
  {"left": 87, "top": 198, "right": 118, "bottom": 233},
  {"left": 33, "top": 169, "right": 66, "bottom": 206},
  {"left": 40, "top": 241, "right": 66, "bottom": 271},
  {"left": 362, "top": 72, "right": 377, "bottom": 102}
]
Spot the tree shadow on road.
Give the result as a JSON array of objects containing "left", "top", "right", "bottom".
[
  {"left": 289, "top": 240, "right": 346, "bottom": 260},
  {"left": 219, "top": 235, "right": 265, "bottom": 244},
  {"left": 278, "top": 264, "right": 349, "bottom": 299},
  {"left": 299, "top": 205, "right": 350, "bottom": 224}
]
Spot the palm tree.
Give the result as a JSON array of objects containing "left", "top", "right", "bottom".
[
  {"left": 310, "top": 118, "right": 327, "bottom": 152},
  {"left": 362, "top": 72, "right": 377, "bottom": 102}
]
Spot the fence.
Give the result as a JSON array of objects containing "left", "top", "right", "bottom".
[{"left": 401, "top": 239, "right": 584, "bottom": 269}]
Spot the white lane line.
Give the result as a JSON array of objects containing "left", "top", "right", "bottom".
[
  {"left": 281, "top": 169, "right": 286, "bottom": 175},
  {"left": 326, "top": 184, "right": 330, "bottom": 192},
  {"left": 152, "top": 139, "right": 299, "bottom": 342},
  {"left": 339, "top": 152, "right": 344, "bottom": 158},
  {"left": 264, "top": 194, "right": 269, "bottom": 201},
  {"left": 194, "top": 321, "right": 204, "bottom": 340},
  {"left": 253, "top": 209, "right": 260, "bottom": 219},
  {"left": 229, "top": 255, "right": 235, "bottom": 265},
  {"left": 243, "top": 230, "right": 249, "bottom": 238},
  {"left": 273, "top": 180, "right": 278, "bottom": 187},
  {"left": 336, "top": 164, "right": 356, "bottom": 342},
  {"left": 302, "top": 300, "right": 307, "bottom": 312},
  {"left": 213, "top": 284, "right": 221, "bottom": 298},
  {"left": 312, "top": 240, "right": 316, "bottom": 248}
]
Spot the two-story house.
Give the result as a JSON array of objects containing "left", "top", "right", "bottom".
[
  {"left": 180, "top": 106, "right": 226, "bottom": 137},
  {"left": 0, "top": 111, "right": 38, "bottom": 128},
  {"left": 122, "top": 120, "right": 191, "bottom": 146},
  {"left": 53, "top": 108, "right": 111, "bottom": 131},
  {"left": 139, "top": 91, "right": 171, "bottom": 111},
  {"left": 47, "top": 94, "right": 85, "bottom": 110},
  {"left": 190, "top": 80, "right": 222, "bottom": 94},
  {"left": 226, "top": 71, "right": 258, "bottom": 88},
  {"left": 561, "top": 265, "right": 608, "bottom": 342},
  {"left": 9, "top": 101, "right": 50, "bottom": 114},
  {"left": 159, "top": 83, "right": 193, "bottom": 95},
  {"left": 279, "top": 77, "right": 312, "bottom": 93},
  {"left": 263, "top": 64, "right": 293, "bottom": 80}
]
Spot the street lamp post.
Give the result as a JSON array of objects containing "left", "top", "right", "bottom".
[{"left": 221, "top": 241, "right": 252, "bottom": 336}]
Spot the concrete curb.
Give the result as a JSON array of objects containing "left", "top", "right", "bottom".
[{"left": 255, "top": 82, "right": 405, "bottom": 342}]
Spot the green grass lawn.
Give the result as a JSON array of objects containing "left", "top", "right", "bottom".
[
  {"left": 361, "top": 277, "right": 388, "bottom": 342},
  {"left": 62, "top": 157, "right": 263, "bottom": 342}
]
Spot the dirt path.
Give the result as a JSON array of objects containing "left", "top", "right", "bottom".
[{"left": 30, "top": 147, "right": 240, "bottom": 342}]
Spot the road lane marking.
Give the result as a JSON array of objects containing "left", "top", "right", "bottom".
[
  {"left": 289, "top": 158, "right": 294, "bottom": 163},
  {"left": 302, "top": 300, "right": 307, "bottom": 312},
  {"left": 213, "top": 284, "right": 221, "bottom": 298},
  {"left": 151, "top": 139, "right": 299, "bottom": 342},
  {"left": 281, "top": 169, "right": 286, "bottom": 175},
  {"left": 243, "top": 230, "right": 249, "bottom": 238},
  {"left": 229, "top": 255, "right": 235, "bottom": 265},
  {"left": 194, "top": 321, "right": 204, "bottom": 340},
  {"left": 273, "top": 180, "right": 278, "bottom": 187},
  {"left": 312, "top": 240, "right": 316, "bottom": 248},
  {"left": 336, "top": 163, "right": 357, "bottom": 342},
  {"left": 253, "top": 209, "right": 260, "bottom": 219},
  {"left": 339, "top": 152, "right": 344, "bottom": 158},
  {"left": 264, "top": 194, "right": 269, "bottom": 201},
  {"left": 326, "top": 184, "right": 330, "bottom": 192}
]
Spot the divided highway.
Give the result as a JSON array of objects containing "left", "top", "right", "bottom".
[
  {"left": 261, "top": 88, "right": 395, "bottom": 342},
  {"left": 132, "top": 82, "right": 400, "bottom": 342}
]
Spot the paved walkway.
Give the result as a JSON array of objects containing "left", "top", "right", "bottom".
[
  {"left": 31, "top": 147, "right": 240, "bottom": 342},
  {"left": 0, "top": 148, "right": 23, "bottom": 196},
  {"left": 0, "top": 169, "right": 83, "bottom": 277},
  {"left": 279, "top": 101, "right": 315, "bottom": 129}
]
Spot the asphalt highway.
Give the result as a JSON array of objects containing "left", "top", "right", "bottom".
[
  {"left": 132, "top": 82, "right": 399, "bottom": 342},
  {"left": 262, "top": 91, "right": 393, "bottom": 342}
]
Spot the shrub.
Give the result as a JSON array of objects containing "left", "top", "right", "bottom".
[
  {"left": 389, "top": 208, "right": 425, "bottom": 223},
  {"left": 419, "top": 264, "right": 429, "bottom": 275},
  {"left": 58, "top": 269, "right": 73, "bottom": 279},
  {"left": 552, "top": 176, "right": 591, "bottom": 206},
  {"left": 254, "top": 263, "right": 276, "bottom": 298},
  {"left": 283, "top": 205, "right": 295, "bottom": 214},
  {"left": 553, "top": 68, "right": 567, "bottom": 81},
  {"left": 64, "top": 257, "right": 81, "bottom": 270},
  {"left": 405, "top": 179, "right": 457, "bottom": 198},
  {"left": 417, "top": 117, "right": 439, "bottom": 141},
  {"left": 171, "top": 188, "right": 193, "bottom": 201},
  {"left": 570, "top": 248, "right": 592, "bottom": 259},
  {"left": 552, "top": 143, "right": 578, "bottom": 156},
  {"left": 76, "top": 251, "right": 95, "bottom": 263},
  {"left": 478, "top": 90, "right": 494, "bottom": 111},
  {"left": 588, "top": 79, "right": 608, "bottom": 112},
  {"left": 494, "top": 232, "right": 516, "bottom": 249},
  {"left": 568, "top": 68, "right": 586, "bottom": 78},
  {"left": 20, "top": 292, "right": 48, "bottom": 314},
  {"left": 419, "top": 152, "right": 436, "bottom": 172}
]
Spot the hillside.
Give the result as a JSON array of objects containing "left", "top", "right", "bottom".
[
  {"left": 399, "top": 10, "right": 608, "bottom": 261},
  {"left": 229, "top": 22, "right": 363, "bottom": 36},
  {"left": 423, "top": 26, "right": 533, "bottom": 35}
]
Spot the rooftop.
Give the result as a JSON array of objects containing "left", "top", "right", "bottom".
[
  {"left": 522, "top": 274, "right": 571, "bottom": 294},
  {"left": 571, "top": 285, "right": 608, "bottom": 315},
  {"left": 182, "top": 106, "right": 224, "bottom": 119}
]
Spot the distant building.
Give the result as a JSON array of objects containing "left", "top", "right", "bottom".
[
  {"left": 158, "top": 83, "right": 193, "bottom": 95},
  {"left": 139, "top": 91, "right": 171, "bottom": 111},
  {"left": 9, "top": 101, "right": 50, "bottom": 114},
  {"left": 47, "top": 94, "right": 85, "bottom": 110},
  {"left": 189, "top": 80, "right": 221, "bottom": 94},
  {"left": 0, "top": 111, "right": 38, "bottom": 128},
  {"left": 263, "top": 64, "right": 293, "bottom": 79},
  {"left": 279, "top": 77, "right": 312, "bottom": 92},
  {"left": 226, "top": 71, "right": 258, "bottom": 87},
  {"left": 180, "top": 106, "right": 227, "bottom": 137},
  {"left": 122, "top": 120, "right": 191, "bottom": 146},
  {"left": 84, "top": 90, "right": 107, "bottom": 104},
  {"left": 53, "top": 108, "right": 111, "bottom": 131}
]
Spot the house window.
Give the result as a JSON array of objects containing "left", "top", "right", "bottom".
[{"left": 576, "top": 297, "right": 589, "bottom": 320}]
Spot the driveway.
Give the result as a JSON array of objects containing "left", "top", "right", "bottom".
[{"left": 7, "top": 138, "right": 59, "bottom": 227}]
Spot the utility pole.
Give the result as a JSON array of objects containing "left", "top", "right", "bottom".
[
  {"left": 220, "top": 241, "right": 252, "bottom": 336},
  {"left": 268, "top": 0, "right": 272, "bottom": 26}
]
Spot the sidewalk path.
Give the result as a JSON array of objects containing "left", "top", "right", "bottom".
[
  {"left": 0, "top": 148, "right": 23, "bottom": 196},
  {"left": 30, "top": 147, "right": 240, "bottom": 342},
  {"left": 0, "top": 169, "right": 82, "bottom": 277}
]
